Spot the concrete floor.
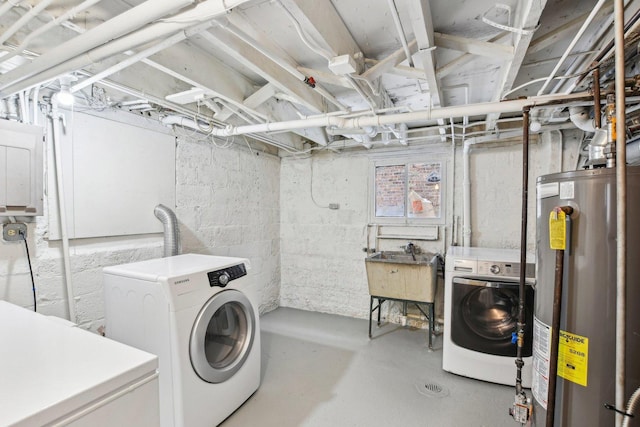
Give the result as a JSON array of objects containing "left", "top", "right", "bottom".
[{"left": 221, "top": 307, "right": 520, "bottom": 427}]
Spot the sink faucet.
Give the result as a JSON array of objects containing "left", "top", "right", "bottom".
[{"left": 404, "top": 242, "right": 417, "bottom": 261}]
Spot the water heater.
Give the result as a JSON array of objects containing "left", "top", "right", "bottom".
[{"left": 532, "top": 167, "right": 640, "bottom": 426}]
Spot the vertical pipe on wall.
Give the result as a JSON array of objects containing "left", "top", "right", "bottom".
[
  {"left": 49, "top": 98, "right": 76, "bottom": 322},
  {"left": 614, "top": 0, "right": 627, "bottom": 425},
  {"left": 515, "top": 107, "right": 530, "bottom": 398}
]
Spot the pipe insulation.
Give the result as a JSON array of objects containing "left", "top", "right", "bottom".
[{"left": 154, "top": 204, "right": 181, "bottom": 257}]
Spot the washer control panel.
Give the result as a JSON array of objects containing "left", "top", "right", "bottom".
[
  {"left": 207, "top": 263, "right": 247, "bottom": 287},
  {"left": 477, "top": 261, "right": 535, "bottom": 279}
]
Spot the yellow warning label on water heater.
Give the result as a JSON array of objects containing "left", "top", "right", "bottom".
[
  {"left": 549, "top": 210, "right": 567, "bottom": 250},
  {"left": 557, "top": 330, "right": 589, "bottom": 387}
]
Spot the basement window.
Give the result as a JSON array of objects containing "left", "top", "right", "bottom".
[{"left": 371, "top": 159, "right": 444, "bottom": 224}]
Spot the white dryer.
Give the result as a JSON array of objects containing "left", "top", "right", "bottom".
[{"left": 103, "top": 254, "right": 261, "bottom": 427}]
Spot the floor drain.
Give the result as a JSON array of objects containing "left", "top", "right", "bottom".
[{"left": 415, "top": 381, "right": 449, "bottom": 398}]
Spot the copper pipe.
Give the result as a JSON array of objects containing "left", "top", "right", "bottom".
[{"left": 594, "top": 66, "right": 602, "bottom": 129}]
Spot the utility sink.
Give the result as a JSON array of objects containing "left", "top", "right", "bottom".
[{"left": 365, "top": 251, "right": 438, "bottom": 302}]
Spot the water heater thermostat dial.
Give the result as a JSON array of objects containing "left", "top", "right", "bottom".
[{"left": 490, "top": 264, "right": 501, "bottom": 274}]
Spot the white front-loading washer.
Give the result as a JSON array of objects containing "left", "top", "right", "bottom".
[
  {"left": 443, "top": 247, "right": 535, "bottom": 387},
  {"left": 103, "top": 253, "right": 260, "bottom": 427}
]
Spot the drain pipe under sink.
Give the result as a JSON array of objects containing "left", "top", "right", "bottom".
[{"left": 154, "top": 204, "right": 181, "bottom": 257}]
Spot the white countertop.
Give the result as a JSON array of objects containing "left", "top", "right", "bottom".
[{"left": 0, "top": 301, "right": 158, "bottom": 426}]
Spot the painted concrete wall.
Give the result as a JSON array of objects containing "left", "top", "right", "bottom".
[
  {"left": 0, "top": 112, "right": 281, "bottom": 331},
  {"left": 280, "top": 131, "right": 571, "bottom": 324},
  {"left": 280, "top": 153, "right": 371, "bottom": 318},
  {"left": 175, "top": 135, "right": 281, "bottom": 314}
]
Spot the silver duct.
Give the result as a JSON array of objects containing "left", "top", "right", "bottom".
[{"left": 154, "top": 204, "right": 181, "bottom": 257}]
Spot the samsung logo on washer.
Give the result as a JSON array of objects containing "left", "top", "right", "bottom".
[{"left": 174, "top": 278, "right": 190, "bottom": 285}]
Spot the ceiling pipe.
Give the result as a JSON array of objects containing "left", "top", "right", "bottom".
[
  {"left": 386, "top": 0, "right": 414, "bottom": 68},
  {"left": 0, "top": 0, "right": 56, "bottom": 46},
  {"left": 0, "top": 0, "right": 254, "bottom": 98},
  {"left": 0, "top": 0, "right": 197, "bottom": 95},
  {"left": 537, "top": 0, "right": 608, "bottom": 95},
  {"left": 204, "top": 91, "right": 591, "bottom": 138},
  {"left": 0, "top": 0, "right": 102, "bottom": 66}
]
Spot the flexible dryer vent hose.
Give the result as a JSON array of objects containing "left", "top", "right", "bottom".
[{"left": 154, "top": 204, "right": 181, "bottom": 257}]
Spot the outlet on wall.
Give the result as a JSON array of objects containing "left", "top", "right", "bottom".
[{"left": 3, "top": 223, "right": 27, "bottom": 241}]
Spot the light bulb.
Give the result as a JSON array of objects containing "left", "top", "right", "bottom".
[{"left": 56, "top": 88, "right": 75, "bottom": 106}]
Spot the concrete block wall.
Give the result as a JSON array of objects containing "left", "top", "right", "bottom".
[
  {"left": 280, "top": 153, "right": 371, "bottom": 318},
  {"left": 175, "top": 136, "right": 281, "bottom": 313},
  {"left": 280, "top": 131, "right": 568, "bottom": 324},
  {"left": 1, "top": 114, "right": 281, "bottom": 331}
]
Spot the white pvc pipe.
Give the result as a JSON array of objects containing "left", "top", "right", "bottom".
[
  {"left": 50, "top": 96, "right": 76, "bottom": 323},
  {"left": 206, "top": 91, "right": 590, "bottom": 138},
  {"left": 386, "top": 0, "right": 414, "bottom": 67},
  {"left": 0, "top": 0, "right": 195, "bottom": 94},
  {"left": 0, "top": 0, "right": 55, "bottom": 45},
  {"left": 537, "top": 0, "right": 608, "bottom": 95},
  {"left": 462, "top": 130, "right": 522, "bottom": 247},
  {"left": 0, "top": 0, "right": 103, "bottom": 66},
  {"left": 70, "top": 21, "right": 213, "bottom": 93},
  {"left": 614, "top": 0, "right": 627, "bottom": 425},
  {"left": 0, "top": 0, "right": 252, "bottom": 98}
]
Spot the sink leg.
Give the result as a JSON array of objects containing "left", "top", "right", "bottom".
[
  {"left": 377, "top": 298, "right": 382, "bottom": 326},
  {"left": 368, "top": 296, "right": 373, "bottom": 338},
  {"left": 428, "top": 302, "right": 434, "bottom": 351}
]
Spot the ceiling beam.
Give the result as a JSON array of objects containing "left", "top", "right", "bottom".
[
  {"left": 434, "top": 32, "right": 514, "bottom": 59},
  {"left": 363, "top": 40, "right": 418, "bottom": 81},
  {"left": 407, "top": 0, "right": 446, "bottom": 139},
  {"left": 436, "top": 32, "right": 509, "bottom": 78},
  {"left": 484, "top": 0, "right": 548, "bottom": 130},
  {"left": 278, "top": 0, "right": 361, "bottom": 59},
  {"left": 198, "top": 28, "right": 327, "bottom": 113}
]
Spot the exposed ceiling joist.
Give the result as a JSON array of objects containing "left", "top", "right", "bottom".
[
  {"left": 434, "top": 32, "right": 514, "bottom": 59},
  {"left": 484, "top": 0, "right": 548, "bottom": 130},
  {"left": 198, "top": 28, "right": 327, "bottom": 114}
]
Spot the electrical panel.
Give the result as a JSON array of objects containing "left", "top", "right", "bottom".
[{"left": 0, "top": 120, "right": 44, "bottom": 216}]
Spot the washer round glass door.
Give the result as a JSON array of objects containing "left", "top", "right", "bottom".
[
  {"left": 451, "top": 277, "right": 534, "bottom": 357},
  {"left": 190, "top": 289, "right": 256, "bottom": 383}
]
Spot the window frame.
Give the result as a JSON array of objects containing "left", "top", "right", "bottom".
[{"left": 369, "top": 156, "right": 447, "bottom": 226}]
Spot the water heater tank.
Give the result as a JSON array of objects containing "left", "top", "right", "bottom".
[{"left": 532, "top": 167, "right": 640, "bottom": 426}]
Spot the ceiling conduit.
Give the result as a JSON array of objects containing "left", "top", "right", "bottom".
[
  {"left": 0, "top": 0, "right": 255, "bottom": 98},
  {"left": 0, "top": 0, "right": 197, "bottom": 95}
]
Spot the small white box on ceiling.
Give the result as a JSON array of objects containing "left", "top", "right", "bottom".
[
  {"left": 0, "top": 120, "right": 44, "bottom": 216},
  {"left": 328, "top": 54, "right": 357, "bottom": 75}
]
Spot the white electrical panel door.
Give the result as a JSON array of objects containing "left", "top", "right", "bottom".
[
  {"left": 48, "top": 111, "right": 175, "bottom": 239},
  {"left": 0, "top": 120, "right": 44, "bottom": 216}
]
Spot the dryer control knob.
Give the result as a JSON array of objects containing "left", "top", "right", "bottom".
[
  {"left": 218, "top": 272, "right": 230, "bottom": 286},
  {"left": 490, "top": 264, "right": 501, "bottom": 274}
]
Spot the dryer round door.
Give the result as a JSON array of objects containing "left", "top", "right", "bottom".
[{"left": 190, "top": 289, "right": 256, "bottom": 383}]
